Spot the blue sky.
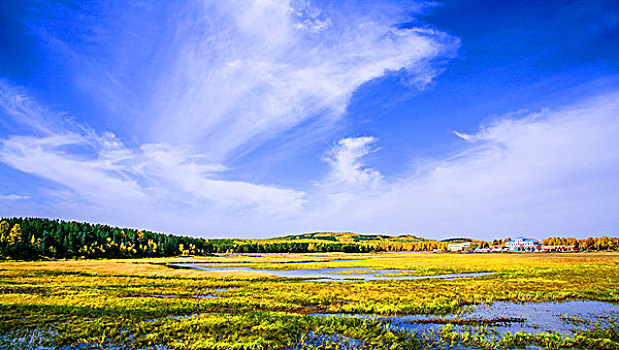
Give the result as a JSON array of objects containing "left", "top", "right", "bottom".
[{"left": 1, "top": 0, "right": 618, "bottom": 239}]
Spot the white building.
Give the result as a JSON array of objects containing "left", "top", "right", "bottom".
[
  {"left": 447, "top": 242, "right": 471, "bottom": 252},
  {"left": 505, "top": 237, "right": 541, "bottom": 251},
  {"left": 542, "top": 245, "right": 577, "bottom": 252},
  {"left": 491, "top": 246, "right": 509, "bottom": 252}
]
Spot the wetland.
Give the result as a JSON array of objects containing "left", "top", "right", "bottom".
[
  {"left": 167, "top": 261, "right": 495, "bottom": 281},
  {"left": 1, "top": 252, "right": 618, "bottom": 349}
]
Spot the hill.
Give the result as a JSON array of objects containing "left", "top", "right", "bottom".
[
  {"left": 272, "top": 232, "right": 427, "bottom": 243},
  {"left": 440, "top": 237, "right": 474, "bottom": 243}
]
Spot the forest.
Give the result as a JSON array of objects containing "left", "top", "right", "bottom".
[
  {"left": 0, "top": 217, "right": 384, "bottom": 259},
  {"left": 0, "top": 217, "right": 617, "bottom": 260}
]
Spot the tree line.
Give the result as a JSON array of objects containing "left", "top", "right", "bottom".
[
  {"left": 542, "top": 236, "right": 618, "bottom": 251},
  {"left": 0, "top": 217, "right": 617, "bottom": 260},
  {"left": 0, "top": 218, "right": 391, "bottom": 259},
  {"left": 0, "top": 217, "right": 212, "bottom": 260}
]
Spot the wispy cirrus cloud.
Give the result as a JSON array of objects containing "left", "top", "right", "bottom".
[
  {"left": 0, "top": 0, "right": 459, "bottom": 235},
  {"left": 0, "top": 128, "right": 306, "bottom": 213},
  {"left": 323, "top": 136, "right": 383, "bottom": 190},
  {"left": 0, "top": 133, "right": 149, "bottom": 208},
  {"left": 0, "top": 80, "right": 62, "bottom": 135},
  {"left": 66, "top": 0, "right": 458, "bottom": 162},
  {"left": 0, "top": 80, "right": 306, "bottom": 233}
]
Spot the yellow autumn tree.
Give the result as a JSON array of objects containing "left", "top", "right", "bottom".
[
  {"left": 0, "top": 221, "right": 9, "bottom": 243},
  {"left": 136, "top": 230, "right": 145, "bottom": 243},
  {"left": 8, "top": 224, "right": 22, "bottom": 245},
  {"left": 179, "top": 243, "right": 189, "bottom": 256},
  {"left": 30, "top": 234, "right": 41, "bottom": 248}
]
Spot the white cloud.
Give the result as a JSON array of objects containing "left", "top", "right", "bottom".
[
  {"left": 0, "top": 0, "right": 461, "bottom": 235},
  {"left": 139, "top": 143, "right": 305, "bottom": 212},
  {"left": 0, "top": 131, "right": 305, "bottom": 211},
  {"left": 0, "top": 81, "right": 306, "bottom": 232},
  {"left": 0, "top": 194, "right": 30, "bottom": 201},
  {"left": 1, "top": 83, "right": 618, "bottom": 237},
  {"left": 0, "top": 133, "right": 149, "bottom": 208},
  {"left": 297, "top": 91, "right": 619, "bottom": 237},
  {"left": 0, "top": 80, "right": 63, "bottom": 135},
  {"left": 452, "top": 130, "right": 473, "bottom": 141},
  {"left": 324, "top": 136, "right": 383, "bottom": 190},
  {"left": 75, "top": 0, "right": 458, "bottom": 163}
]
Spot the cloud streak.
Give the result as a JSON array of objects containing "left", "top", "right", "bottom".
[{"left": 0, "top": 194, "right": 30, "bottom": 201}]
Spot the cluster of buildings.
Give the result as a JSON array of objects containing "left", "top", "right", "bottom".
[{"left": 447, "top": 237, "right": 577, "bottom": 253}]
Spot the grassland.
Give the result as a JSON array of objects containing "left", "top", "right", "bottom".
[{"left": 1, "top": 252, "right": 618, "bottom": 349}]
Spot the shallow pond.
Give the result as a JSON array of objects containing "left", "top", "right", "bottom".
[
  {"left": 311, "top": 300, "right": 619, "bottom": 335},
  {"left": 167, "top": 262, "right": 493, "bottom": 281}
]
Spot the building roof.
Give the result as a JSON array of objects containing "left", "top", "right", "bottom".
[{"left": 506, "top": 237, "right": 540, "bottom": 243}]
